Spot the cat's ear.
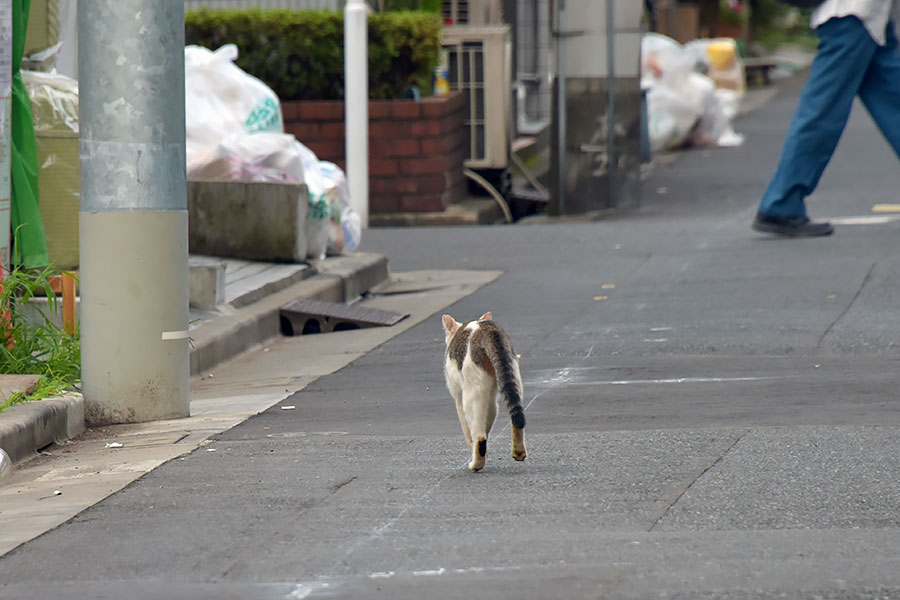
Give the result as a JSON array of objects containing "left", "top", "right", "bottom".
[
  {"left": 479, "top": 312, "right": 492, "bottom": 321},
  {"left": 442, "top": 314, "right": 461, "bottom": 335}
]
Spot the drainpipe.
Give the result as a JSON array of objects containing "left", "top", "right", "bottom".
[
  {"left": 606, "top": 0, "right": 616, "bottom": 208},
  {"left": 79, "top": 1, "right": 189, "bottom": 424},
  {"left": 554, "top": 0, "right": 567, "bottom": 215},
  {"left": 345, "top": 0, "right": 369, "bottom": 228}
]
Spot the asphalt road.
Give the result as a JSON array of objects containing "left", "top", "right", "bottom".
[{"left": 3, "top": 76, "right": 900, "bottom": 599}]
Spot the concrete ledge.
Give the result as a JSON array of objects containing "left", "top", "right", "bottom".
[
  {"left": 0, "top": 394, "right": 85, "bottom": 466},
  {"left": 369, "top": 198, "right": 504, "bottom": 227},
  {"left": 313, "top": 252, "right": 390, "bottom": 301},
  {"left": 189, "top": 252, "right": 390, "bottom": 376}
]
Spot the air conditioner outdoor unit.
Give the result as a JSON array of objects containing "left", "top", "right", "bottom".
[
  {"left": 442, "top": 0, "right": 503, "bottom": 26},
  {"left": 442, "top": 25, "right": 512, "bottom": 171}
]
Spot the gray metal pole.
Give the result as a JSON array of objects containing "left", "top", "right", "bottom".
[
  {"left": 79, "top": 1, "right": 190, "bottom": 424},
  {"left": 606, "top": 0, "right": 616, "bottom": 208},
  {"left": 555, "top": 0, "right": 567, "bottom": 215}
]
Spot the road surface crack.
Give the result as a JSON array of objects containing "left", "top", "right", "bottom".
[
  {"left": 817, "top": 259, "right": 879, "bottom": 350},
  {"left": 647, "top": 430, "right": 747, "bottom": 531}
]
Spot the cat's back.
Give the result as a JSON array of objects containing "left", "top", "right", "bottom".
[{"left": 445, "top": 318, "right": 513, "bottom": 376}]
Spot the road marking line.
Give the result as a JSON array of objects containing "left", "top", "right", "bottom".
[
  {"left": 872, "top": 204, "right": 900, "bottom": 213},
  {"left": 566, "top": 376, "right": 787, "bottom": 386},
  {"left": 829, "top": 215, "right": 900, "bottom": 225}
]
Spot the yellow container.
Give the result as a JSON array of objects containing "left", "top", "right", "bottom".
[{"left": 24, "top": 0, "right": 60, "bottom": 57}]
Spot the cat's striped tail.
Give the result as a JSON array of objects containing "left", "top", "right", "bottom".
[{"left": 486, "top": 328, "right": 526, "bottom": 430}]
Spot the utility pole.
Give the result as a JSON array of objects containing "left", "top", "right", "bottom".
[
  {"left": 345, "top": 0, "right": 369, "bottom": 228},
  {"left": 79, "top": 2, "right": 189, "bottom": 424}
]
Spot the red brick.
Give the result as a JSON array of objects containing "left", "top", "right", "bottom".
[
  {"left": 401, "top": 157, "right": 446, "bottom": 175},
  {"left": 285, "top": 122, "right": 321, "bottom": 142},
  {"left": 369, "top": 140, "right": 391, "bottom": 158},
  {"left": 441, "top": 115, "right": 464, "bottom": 135},
  {"left": 418, "top": 138, "right": 441, "bottom": 155},
  {"left": 443, "top": 130, "right": 466, "bottom": 153},
  {"left": 370, "top": 121, "right": 409, "bottom": 138},
  {"left": 371, "top": 158, "right": 399, "bottom": 176},
  {"left": 421, "top": 98, "right": 450, "bottom": 119},
  {"left": 368, "top": 101, "right": 393, "bottom": 119},
  {"left": 411, "top": 120, "right": 443, "bottom": 136},
  {"left": 299, "top": 102, "right": 344, "bottom": 121},
  {"left": 387, "top": 139, "right": 420, "bottom": 157},
  {"left": 444, "top": 90, "right": 465, "bottom": 113},
  {"left": 281, "top": 102, "right": 302, "bottom": 121},
  {"left": 369, "top": 177, "right": 398, "bottom": 194},
  {"left": 306, "top": 140, "right": 345, "bottom": 163},
  {"left": 391, "top": 101, "right": 422, "bottom": 119},
  {"left": 371, "top": 194, "right": 401, "bottom": 213},
  {"left": 411, "top": 174, "right": 447, "bottom": 194},
  {"left": 320, "top": 122, "right": 346, "bottom": 139},
  {"left": 401, "top": 194, "right": 445, "bottom": 212},
  {"left": 381, "top": 177, "right": 420, "bottom": 194}
]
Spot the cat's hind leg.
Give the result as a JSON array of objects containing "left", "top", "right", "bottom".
[
  {"left": 465, "top": 389, "right": 495, "bottom": 472},
  {"left": 510, "top": 364, "right": 527, "bottom": 461},
  {"left": 448, "top": 378, "right": 472, "bottom": 447},
  {"left": 511, "top": 426, "right": 527, "bottom": 461}
]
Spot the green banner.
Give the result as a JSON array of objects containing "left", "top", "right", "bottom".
[{"left": 11, "top": 0, "right": 48, "bottom": 268}]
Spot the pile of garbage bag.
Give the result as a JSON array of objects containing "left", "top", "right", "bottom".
[
  {"left": 642, "top": 33, "right": 746, "bottom": 153},
  {"left": 185, "top": 44, "right": 360, "bottom": 259}
]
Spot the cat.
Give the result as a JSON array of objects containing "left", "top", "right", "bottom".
[{"left": 442, "top": 312, "right": 527, "bottom": 471}]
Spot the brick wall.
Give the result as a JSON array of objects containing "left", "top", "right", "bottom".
[{"left": 282, "top": 92, "right": 467, "bottom": 214}]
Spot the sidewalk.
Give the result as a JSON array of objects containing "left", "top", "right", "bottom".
[{"left": 0, "top": 251, "right": 388, "bottom": 468}]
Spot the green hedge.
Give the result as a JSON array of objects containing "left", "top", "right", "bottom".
[{"left": 185, "top": 9, "right": 442, "bottom": 101}]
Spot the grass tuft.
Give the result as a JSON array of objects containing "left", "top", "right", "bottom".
[{"left": 0, "top": 266, "right": 80, "bottom": 413}]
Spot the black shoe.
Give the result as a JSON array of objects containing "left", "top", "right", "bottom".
[{"left": 752, "top": 212, "right": 833, "bottom": 237}]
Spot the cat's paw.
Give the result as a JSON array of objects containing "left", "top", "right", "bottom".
[
  {"left": 468, "top": 457, "right": 485, "bottom": 471},
  {"left": 512, "top": 448, "right": 527, "bottom": 461}
]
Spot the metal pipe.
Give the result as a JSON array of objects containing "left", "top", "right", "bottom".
[
  {"left": 345, "top": 0, "right": 369, "bottom": 228},
  {"left": 606, "top": 0, "right": 616, "bottom": 208},
  {"left": 555, "top": 0, "right": 567, "bottom": 215},
  {"left": 79, "top": 1, "right": 189, "bottom": 424}
]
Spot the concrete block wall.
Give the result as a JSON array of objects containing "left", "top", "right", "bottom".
[{"left": 282, "top": 92, "right": 468, "bottom": 214}]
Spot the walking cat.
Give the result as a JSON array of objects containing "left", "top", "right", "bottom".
[{"left": 442, "top": 312, "right": 527, "bottom": 471}]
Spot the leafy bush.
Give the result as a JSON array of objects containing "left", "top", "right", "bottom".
[
  {"left": 0, "top": 267, "right": 80, "bottom": 412},
  {"left": 184, "top": 9, "right": 443, "bottom": 101},
  {"left": 380, "top": 0, "right": 441, "bottom": 11}
]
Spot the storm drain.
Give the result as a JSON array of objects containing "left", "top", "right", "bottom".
[{"left": 280, "top": 298, "right": 409, "bottom": 336}]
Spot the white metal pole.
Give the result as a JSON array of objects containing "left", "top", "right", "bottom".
[{"left": 345, "top": 0, "right": 369, "bottom": 228}]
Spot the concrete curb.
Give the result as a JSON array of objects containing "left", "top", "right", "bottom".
[
  {"left": 189, "top": 252, "right": 388, "bottom": 376},
  {"left": 0, "top": 252, "right": 389, "bottom": 467},
  {"left": 0, "top": 394, "right": 85, "bottom": 466}
]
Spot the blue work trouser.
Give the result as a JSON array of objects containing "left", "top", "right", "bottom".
[{"left": 759, "top": 16, "right": 900, "bottom": 218}]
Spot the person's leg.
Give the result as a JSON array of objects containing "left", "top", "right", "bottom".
[
  {"left": 758, "top": 16, "right": 877, "bottom": 220},
  {"left": 858, "top": 22, "right": 900, "bottom": 156}
]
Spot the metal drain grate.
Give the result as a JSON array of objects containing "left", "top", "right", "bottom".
[{"left": 280, "top": 299, "right": 409, "bottom": 336}]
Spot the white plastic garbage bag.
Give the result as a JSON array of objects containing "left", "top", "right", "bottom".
[
  {"left": 187, "top": 132, "right": 305, "bottom": 183},
  {"left": 185, "top": 44, "right": 284, "bottom": 165},
  {"left": 319, "top": 161, "right": 361, "bottom": 255},
  {"left": 291, "top": 142, "right": 331, "bottom": 260},
  {"left": 642, "top": 33, "right": 745, "bottom": 151}
]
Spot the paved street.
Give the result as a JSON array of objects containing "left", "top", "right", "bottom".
[{"left": 3, "top": 75, "right": 900, "bottom": 599}]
